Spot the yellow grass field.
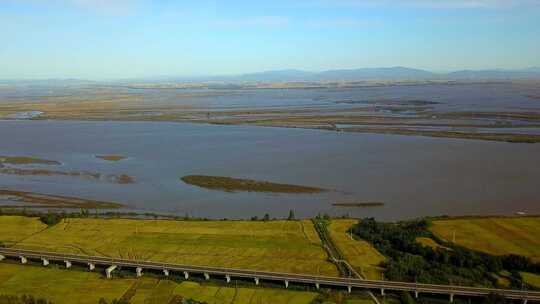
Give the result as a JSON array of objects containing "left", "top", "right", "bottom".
[
  {"left": 0, "top": 216, "right": 47, "bottom": 246},
  {"left": 327, "top": 220, "right": 385, "bottom": 280},
  {"left": 430, "top": 217, "right": 540, "bottom": 262},
  {"left": 0, "top": 263, "right": 318, "bottom": 304},
  {"left": 1, "top": 216, "right": 337, "bottom": 276}
]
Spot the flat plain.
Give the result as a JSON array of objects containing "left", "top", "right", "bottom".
[
  {"left": 2, "top": 216, "right": 338, "bottom": 276},
  {"left": 430, "top": 217, "right": 540, "bottom": 262},
  {"left": 327, "top": 220, "right": 385, "bottom": 280},
  {"left": 0, "top": 263, "right": 318, "bottom": 304}
]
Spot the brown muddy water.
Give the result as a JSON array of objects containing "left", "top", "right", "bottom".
[{"left": 0, "top": 120, "right": 539, "bottom": 220}]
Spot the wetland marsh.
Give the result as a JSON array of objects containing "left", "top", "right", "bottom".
[{"left": 1, "top": 81, "right": 540, "bottom": 219}]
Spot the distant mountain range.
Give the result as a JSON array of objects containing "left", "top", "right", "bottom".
[
  {"left": 234, "top": 67, "right": 540, "bottom": 81},
  {"left": 2, "top": 67, "right": 540, "bottom": 84}
]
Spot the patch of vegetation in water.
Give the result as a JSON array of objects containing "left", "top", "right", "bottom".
[
  {"left": 0, "top": 156, "right": 60, "bottom": 165},
  {"left": 0, "top": 189, "right": 123, "bottom": 209},
  {"left": 180, "top": 175, "right": 326, "bottom": 193},
  {"left": 110, "top": 174, "right": 135, "bottom": 184},
  {"left": 96, "top": 154, "right": 127, "bottom": 161},
  {"left": 332, "top": 202, "right": 384, "bottom": 208},
  {"left": 0, "top": 168, "right": 135, "bottom": 184},
  {"left": 335, "top": 99, "right": 439, "bottom": 106}
]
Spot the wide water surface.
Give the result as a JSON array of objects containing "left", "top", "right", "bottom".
[{"left": 1, "top": 120, "right": 539, "bottom": 220}]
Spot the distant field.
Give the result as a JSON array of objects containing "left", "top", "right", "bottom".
[
  {"left": 0, "top": 263, "right": 318, "bottom": 304},
  {"left": 5, "top": 217, "right": 338, "bottom": 276},
  {"left": 327, "top": 220, "right": 385, "bottom": 280},
  {"left": 521, "top": 272, "right": 540, "bottom": 289},
  {"left": 416, "top": 237, "right": 451, "bottom": 251},
  {"left": 0, "top": 216, "right": 47, "bottom": 246},
  {"left": 430, "top": 217, "right": 540, "bottom": 262}
]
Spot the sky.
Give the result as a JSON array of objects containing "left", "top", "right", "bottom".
[{"left": 1, "top": 0, "right": 540, "bottom": 79}]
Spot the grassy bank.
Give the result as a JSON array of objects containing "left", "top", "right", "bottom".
[
  {"left": 0, "top": 216, "right": 338, "bottom": 276},
  {"left": 430, "top": 217, "right": 540, "bottom": 262}
]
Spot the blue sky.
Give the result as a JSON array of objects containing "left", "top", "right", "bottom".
[{"left": 1, "top": 0, "right": 539, "bottom": 79}]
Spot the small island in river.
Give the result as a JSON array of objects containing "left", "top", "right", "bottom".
[
  {"left": 332, "top": 202, "right": 385, "bottom": 208},
  {"left": 96, "top": 155, "right": 127, "bottom": 162},
  {"left": 180, "top": 175, "right": 327, "bottom": 193}
]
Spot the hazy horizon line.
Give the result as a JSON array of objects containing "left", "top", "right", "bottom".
[{"left": 1, "top": 65, "right": 540, "bottom": 82}]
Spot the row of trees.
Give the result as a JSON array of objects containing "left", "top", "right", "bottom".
[{"left": 353, "top": 218, "right": 540, "bottom": 288}]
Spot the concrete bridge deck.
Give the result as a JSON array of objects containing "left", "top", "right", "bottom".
[{"left": 0, "top": 247, "right": 539, "bottom": 302}]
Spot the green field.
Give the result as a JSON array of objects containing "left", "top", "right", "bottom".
[
  {"left": 521, "top": 272, "right": 540, "bottom": 289},
  {"left": 327, "top": 220, "right": 385, "bottom": 280},
  {"left": 0, "top": 263, "right": 318, "bottom": 304},
  {"left": 0, "top": 216, "right": 338, "bottom": 276},
  {"left": 430, "top": 217, "right": 540, "bottom": 262}
]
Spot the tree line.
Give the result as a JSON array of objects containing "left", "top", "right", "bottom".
[{"left": 353, "top": 218, "right": 540, "bottom": 289}]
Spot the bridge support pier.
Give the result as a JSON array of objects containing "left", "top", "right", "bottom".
[
  {"left": 315, "top": 283, "right": 320, "bottom": 290},
  {"left": 183, "top": 271, "right": 189, "bottom": 279},
  {"left": 380, "top": 288, "right": 385, "bottom": 296},
  {"left": 285, "top": 280, "right": 289, "bottom": 289},
  {"left": 64, "top": 260, "right": 72, "bottom": 269},
  {"left": 0, "top": 255, "right": 5, "bottom": 261},
  {"left": 254, "top": 278, "right": 259, "bottom": 285},
  {"left": 522, "top": 300, "right": 527, "bottom": 304},
  {"left": 136, "top": 267, "right": 143, "bottom": 277},
  {"left": 19, "top": 256, "right": 27, "bottom": 264},
  {"left": 450, "top": 294, "right": 454, "bottom": 303},
  {"left": 226, "top": 275, "right": 231, "bottom": 283},
  {"left": 415, "top": 291, "right": 419, "bottom": 299},
  {"left": 88, "top": 263, "right": 95, "bottom": 271},
  {"left": 106, "top": 265, "right": 117, "bottom": 279},
  {"left": 204, "top": 273, "right": 210, "bottom": 280},
  {"left": 347, "top": 286, "right": 352, "bottom": 294},
  {"left": 163, "top": 269, "right": 169, "bottom": 276},
  {"left": 42, "top": 258, "right": 49, "bottom": 266}
]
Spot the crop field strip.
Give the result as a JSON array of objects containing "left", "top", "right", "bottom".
[
  {"left": 327, "top": 220, "right": 386, "bottom": 280},
  {"left": 430, "top": 217, "right": 540, "bottom": 262},
  {"left": 0, "top": 216, "right": 338, "bottom": 276}
]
